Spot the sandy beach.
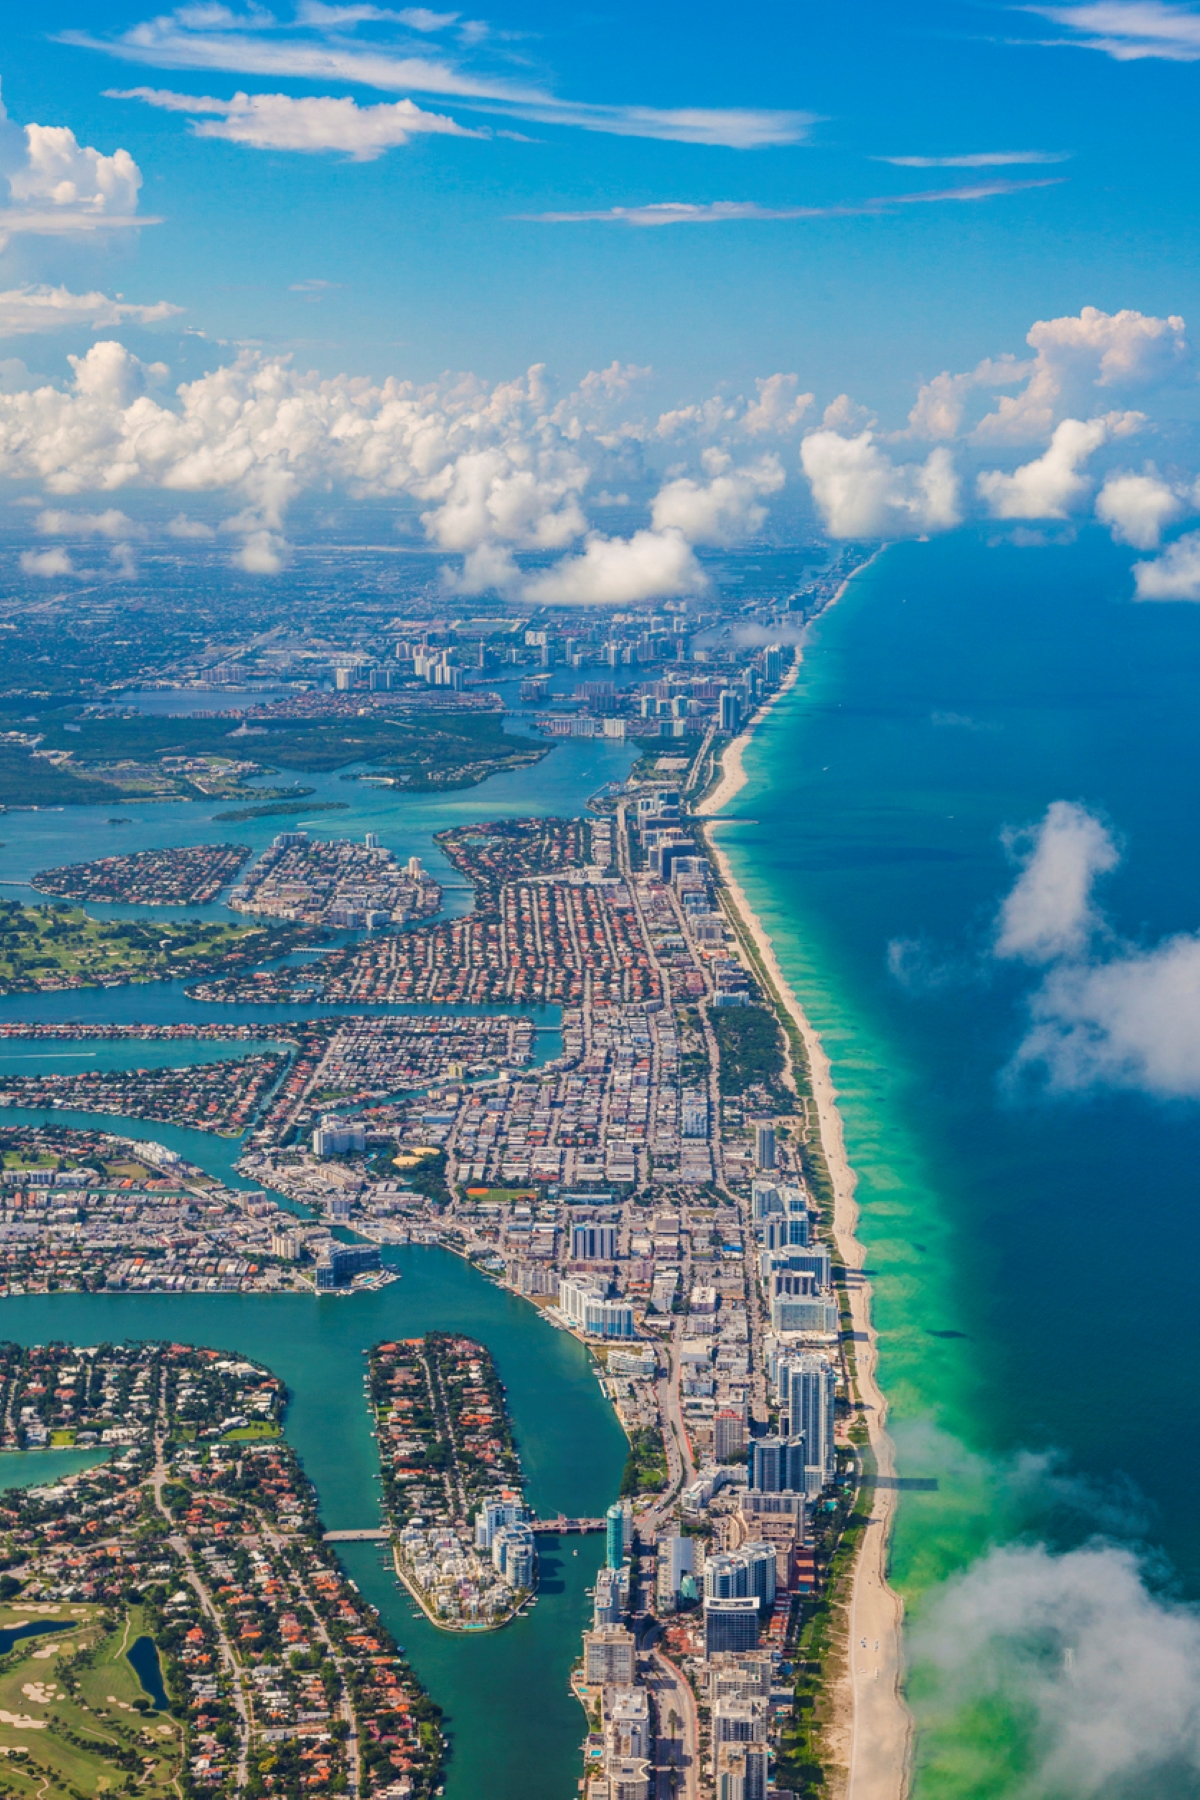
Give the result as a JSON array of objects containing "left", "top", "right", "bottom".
[{"left": 698, "top": 555, "right": 912, "bottom": 1800}]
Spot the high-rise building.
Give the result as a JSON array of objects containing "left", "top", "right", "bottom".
[
  {"left": 312, "top": 1116, "right": 366, "bottom": 1156},
  {"left": 713, "top": 1409, "right": 748, "bottom": 1463},
  {"left": 704, "top": 1597, "right": 760, "bottom": 1657},
  {"left": 605, "top": 1500, "right": 625, "bottom": 1571},
  {"left": 571, "top": 1222, "right": 619, "bottom": 1262},
  {"left": 583, "top": 1625, "right": 636, "bottom": 1685},
  {"left": 713, "top": 1697, "right": 768, "bottom": 1744},
  {"left": 593, "top": 1566, "right": 624, "bottom": 1626},
  {"left": 474, "top": 1498, "right": 526, "bottom": 1550},
  {"left": 779, "top": 1354, "right": 838, "bottom": 1493},
  {"left": 716, "top": 1743, "right": 769, "bottom": 1800},
  {"left": 605, "top": 1688, "right": 651, "bottom": 1763},
  {"left": 740, "top": 1542, "right": 778, "bottom": 1609},
  {"left": 656, "top": 1534, "right": 695, "bottom": 1611},
  {"left": 748, "top": 1433, "right": 806, "bottom": 1494},
  {"left": 753, "top": 1121, "right": 776, "bottom": 1169},
  {"left": 718, "top": 690, "right": 741, "bottom": 733}
]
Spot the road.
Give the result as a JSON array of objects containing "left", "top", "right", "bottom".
[{"left": 646, "top": 1646, "right": 699, "bottom": 1800}]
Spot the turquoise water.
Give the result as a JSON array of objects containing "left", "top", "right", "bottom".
[
  {"left": 0, "top": 732, "right": 634, "bottom": 1796},
  {"left": 0, "top": 1448, "right": 110, "bottom": 1488},
  {"left": 0, "top": 1257, "right": 625, "bottom": 1800},
  {"left": 722, "top": 529, "right": 1200, "bottom": 1791}
]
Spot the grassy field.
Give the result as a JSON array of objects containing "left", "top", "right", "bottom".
[
  {"left": 0, "top": 901, "right": 282, "bottom": 996},
  {"left": 0, "top": 1603, "right": 182, "bottom": 1799}
]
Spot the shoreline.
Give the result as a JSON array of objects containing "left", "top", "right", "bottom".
[{"left": 698, "top": 550, "right": 912, "bottom": 1800}]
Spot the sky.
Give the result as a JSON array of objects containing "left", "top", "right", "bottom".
[{"left": 2, "top": 0, "right": 1200, "bottom": 595}]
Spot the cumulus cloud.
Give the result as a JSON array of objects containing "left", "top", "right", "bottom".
[
  {"left": 992, "top": 800, "right": 1200, "bottom": 1095},
  {"left": 1095, "top": 468, "right": 1189, "bottom": 548},
  {"left": 167, "top": 512, "right": 215, "bottom": 538},
  {"left": 972, "top": 307, "right": 1187, "bottom": 443},
  {"left": 18, "top": 546, "right": 74, "bottom": 576},
  {"left": 740, "top": 374, "right": 814, "bottom": 437},
  {"left": 649, "top": 453, "right": 784, "bottom": 547},
  {"left": 36, "top": 507, "right": 140, "bottom": 538},
  {"left": 1015, "top": 931, "right": 1200, "bottom": 1094},
  {"left": 912, "top": 1541, "right": 1200, "bottom": 1795},
  {"left": 521, "top": 527, "right": 707, "bottom": 605},
  {"left": 994, "top": 800, "right": 1118, "bottom": 964},
  {"left": 0, "top": 118, "right": 153, "bottom": 251},
  {"left": 1133, "top": 529, "right": 1200, "bottom": 600},
  {"left": 977, "top": 413, "right": 1143, "bottom": 519},
  {"left": 800, "top": 430, "right": 961, "bottom": 537},
  {"left": 111, "top": 87, "right": 482, "bottom": 157},
  {"left": 0, "top": 285, "right": 181, "bottom": 336}
]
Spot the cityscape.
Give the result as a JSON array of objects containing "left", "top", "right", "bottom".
[{"left": 0, "top": 2, "right": 1193, "bottom": 1795}]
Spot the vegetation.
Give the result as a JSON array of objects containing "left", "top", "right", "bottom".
[
  {"left": 711, "top": 1003, "right": 788, "bottom": 1098},
  {"left": 0, "top": 746, "right": 118, "bottom": 807},
  {"left": 618, "top": 1426, "right": 669, "bottom": 1496},
  {"left": 30, "top": 709, "right": 545, "bottom": 789},
  {"left": 0, "top": 899, "right": 304, "bottom": 996},
  {"left": 0, "top": 1604, "right": 184, "bottom": 1798},
  {"left": 214, "top": 797, "right": 345, "bottom": 822}
]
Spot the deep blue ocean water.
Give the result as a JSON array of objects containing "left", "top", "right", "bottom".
[{"left": 722, "top": 528, "right": 1200, "bottom": 1782}]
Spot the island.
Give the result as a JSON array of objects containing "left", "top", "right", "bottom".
[
  {"left": 0, "top": 902, "right": 314, "bottom": 998},
  {"left": 369, "top": 1334, "right": 536, "bottom": 1630},
  {"left": 0, "top": 1339, "right": 445, "bottom": 1800},
  {"left": 32, "top": 842, "right": 251, "bottom": 906}
]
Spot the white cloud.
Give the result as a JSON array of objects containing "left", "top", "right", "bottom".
[
  {"left": 994, "top": 800, "right": 1118, "bottom": 964},
  {"left": 972, "top": 306, "right": 1187, "bottom": 443},
  {"left": 821, "top": 393, "right": 875, "bottom": 432},
  {"left": 1025, "top": 0, "right": 1200, "bottom": 61},
  {"left": 977, "top": 413, "right": 1143, "bottom": 519},
  {"left": 992, "top": 799, "right": 1200, "bottom": 1095},
  {"left": 19, "top": 546, "right": 75, "bottom": 576},
  {"left": 650, "top": 454, "right": 784, "bottom": 547},
  {"left": 1095, "top": 468, "right": 1188, "bottom": 547},
  {"left": 521, "top": 527, "right": 708, "bottom": 605},
  {"left": 0, "top": 103, "right": 153, "bottom": 250},
  {"left": 912, "top": 1541, "right": 1200, "bottom": 1792},
  {"left": 112, "top": 87, "right": 481, "bottom": 157},
  {"left": 799, "top": 430, "right": 961, "bottom": 537},
  {"left": 905, "top": 356, "right": 1029, "bottom": 440},
  {"left": 0, "top": 285, "right": 181, "bottom": 336},
  {"left": 875, "top": 150, "right": 1071, "bottom": 166},
  {"left": 1133, "top": 529, "right": 1200, "bottom": 599},
  {"left": 69, "top": 12, "right": 815, "bottom": 147},
  {"left": 9, "top": 123, "right": 141, "bottom": 213},
  {"left": 167, "top": 512, "right": 215, "bottom": 537},
  {"left": 517, "top": 180, "right": 1061, "bottom": 226},
  {"left": 741, "top": 374, "right": 814, "bottom": 437},
  {"left": 36, "top": 507, "right": 140, "bottom": 538},
  {"left": 1015, "top": 931, "right": 1200, "bottom": 1093}
]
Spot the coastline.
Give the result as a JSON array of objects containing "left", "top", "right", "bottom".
[{"left": 698, "top": 551, "right": 913, "bottom": 1800}]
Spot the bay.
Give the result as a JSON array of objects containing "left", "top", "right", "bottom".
[{"left": 0, "top": 1249, "right": 626, "bottom": 1800}]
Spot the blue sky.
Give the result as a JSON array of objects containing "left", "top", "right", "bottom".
[
  {"left": 3, "top": 2, "right": 1200, "bottom": 597},
  {"left": 2, "top": 0, "right": 1197, "bottom": 401}
]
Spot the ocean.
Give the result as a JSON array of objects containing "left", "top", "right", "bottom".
[{"left": 722, "top": 528, "right": 1200, "bottom": 1795}]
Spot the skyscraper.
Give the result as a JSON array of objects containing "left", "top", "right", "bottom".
[
  {"left": 747, "top": 1433, "right": 806, "bottom": 1494},
  {"left": 780, "top": 1354, "right": 838, "bottom": 1493},
  {"left": 606, "top": 1500, "right": 625, "bottom": 1571}
]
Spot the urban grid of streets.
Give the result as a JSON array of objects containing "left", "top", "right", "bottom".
[{"left": 0, "top": 628, "right": 867, "bottom": 1799}]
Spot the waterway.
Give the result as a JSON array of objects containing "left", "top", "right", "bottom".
[
  {"left": 0, "top": 729, "right": 636, "bottom": 1797},
  {"left": 0, "top": 1258, "right": 626, "bottom": 1800},
  {"left": 722, "top": 527, "right": 1200, "bottom": 1795}
]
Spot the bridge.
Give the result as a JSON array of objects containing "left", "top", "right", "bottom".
[
  {"left": 530, "top": 1516, "right": 604, "bottom": 1535},
  {"left": 323, "top": 1528, "right": 392, "bottom": 1542}
]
